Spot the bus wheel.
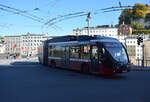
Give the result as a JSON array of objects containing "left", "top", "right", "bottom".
[
  {"left": 82, "top": 64, "right": 89, "bottom": 74},
  {"left": 51, "top": 62, "right": 56, "bottom": 68}
]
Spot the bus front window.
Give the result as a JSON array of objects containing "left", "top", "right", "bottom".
[{"left": 104, "top": 42, "right": 128, "bottom": 63}]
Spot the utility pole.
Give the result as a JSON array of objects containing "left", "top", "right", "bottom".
[
  {"left": 142, "top": 44, "right": 144, "bottom": 67},
  {"left": 86, "top": 12, "right": 91, "bottom": 36},
  {"left": 141, "top": 33, "right": 144, "bottom": 67},
  {"left": 27, "top": 32, "right": 30, "bottom": 59}
]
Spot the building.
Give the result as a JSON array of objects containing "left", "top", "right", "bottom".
[
  {"left": 118, "top": 24, "right": 132, "bottom": 35},
  {"left": 125, "top": 36, "right": 137, "bottom": 65},
  {"left": 5, "top": 32, "right": 51, "bottom": 58},
  {"left": 5, "top": 36, "right": 21, "bottom": 56},
  {"left": 20, "top": 32, "right": 50, "bottom": 57},
  {"left": 73, "top": 26, "right": 118, "bottom": 38},
  {"left": 144, "top": 40, "right": 150, "bottom": 66},
  {"left": 0, "top": 37, "right": 5, "bottom": 54},
  {"left": 118, "top": 35, "right": 150, "bottom": 66}
]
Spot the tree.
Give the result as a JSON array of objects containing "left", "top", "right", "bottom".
[
  {"left": 119, "top": 8, "right": 132, "bottom": 24},
  {"left": 145, "top": 13, "right": 150, "bottom": 22},
  {"left": 118, "top": 3, "right": 150, "bottom": 31},
  {"left": 0, "top": 37, "right": 5, "bottom": 39},
  {"left": 132, "top": 3, "right": 148, "bottom": 19},
  {"left": 119, "top": 3, "right": 149, "bottom": 24}
]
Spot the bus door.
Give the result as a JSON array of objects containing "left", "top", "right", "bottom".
[
  {"left": 91, "top": 45, "right": 100, "bottom": 73},
  {"left": 61, "top": 46, "right": 70, "bottom": 68}
]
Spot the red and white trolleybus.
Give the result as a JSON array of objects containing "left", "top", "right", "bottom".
[{"left": 38, "top": 35, "right": 130, "bottom": 75}]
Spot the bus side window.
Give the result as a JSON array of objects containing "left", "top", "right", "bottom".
[
  {"left": 80, "top": 45, "right": 90, "bottom": 59},
  {"left": 70, "top": 46, "right": 80, "bottom": 59},
  {"left": 92, "top": 46, "right": 98, "bottom": 60},
  {"left": 99, "top": 47, "right": 105, "bottom": 58}
]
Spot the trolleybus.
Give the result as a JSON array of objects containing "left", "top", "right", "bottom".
[{"left": 38, "top": 35, "right": 130, "bottom": 75}]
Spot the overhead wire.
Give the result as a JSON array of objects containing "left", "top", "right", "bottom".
[
  {"left": 0, "top": 4, "right": 44, "bottom": 22},
  {"left": 47, "top": 13, "right": 88, "bottom": 27},
  {"left": 44, "top": 11, "right": 85, "bottom": 25},
  {"left": 0, "top": 7, "right": 43, "bottom": 23}
]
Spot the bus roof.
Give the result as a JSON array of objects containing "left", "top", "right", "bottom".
[
  {"left": 46, "top": 35, "right": 120, "bottom": 45},
  {"left": 47, "top": 35, "right": 118, "bottom": 42}
]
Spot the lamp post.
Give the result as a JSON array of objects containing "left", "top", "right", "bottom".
[
  {"left": 141, "top": 33, "right": 144, "bottom": 67},
  {"left": 86, "top": 12, "right": 91, "bottom": 36}
]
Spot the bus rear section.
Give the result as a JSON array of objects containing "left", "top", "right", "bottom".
[
  {"left": 38, "top": 45, "right": 44, "bottom": 64},
  {"left": 38, "top": 41, "right": 49, "bottom": 65}
]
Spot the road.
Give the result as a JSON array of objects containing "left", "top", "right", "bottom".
[{"left": 0, "top": 58, "right": 150, "bottom": 102}]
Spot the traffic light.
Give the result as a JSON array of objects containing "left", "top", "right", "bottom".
[
  {"left": 141, "top": 37, "right": 143, "bottom": 43},
  {"left": 137, "top": 37, "right": 140, "bottom": 45},
  {"left": 137, "top": 37, "right": 143, "bottom": 45}
]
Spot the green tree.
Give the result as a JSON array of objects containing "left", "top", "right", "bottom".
[
  {"left": 119, "top": 3, "right": 149, "bottom": 24},
  {"left": 119, "top": 8, "right": 132, "bottom": 24},
  {"left": 0, "top": 37, "right": 5, "bottom": 39},
  {"left": 132, "top": 3, "right": 148, "bottom": 19},
  {"left": 145, "top": 13, "right": 150, "bottom": 22}
]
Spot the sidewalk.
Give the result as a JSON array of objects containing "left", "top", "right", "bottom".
[
  {"left": 131, "top": 65, "right": 150, "bottom": 71},
  {"left": 0, "top": 57, "right": 38, "bottom": 65}
]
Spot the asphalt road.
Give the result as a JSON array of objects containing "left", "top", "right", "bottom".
[{"left": 0, "top": 60, "right": 150, "bottom": 102}]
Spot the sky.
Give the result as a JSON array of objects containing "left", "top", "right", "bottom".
[{"left": 0, "top": 0, "right": 149, "bottom": 36}]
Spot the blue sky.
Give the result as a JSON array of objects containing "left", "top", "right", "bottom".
[{"left": 0, "top": 0, "right": 149, "bottom": 36}]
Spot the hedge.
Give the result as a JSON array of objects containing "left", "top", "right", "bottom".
[{"left": 132, "top": 30, "right": 150, "bottom": 35}]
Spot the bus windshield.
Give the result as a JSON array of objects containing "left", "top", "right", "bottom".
[{"left": 103, "top": 42, "right": 128, "bottom": 63}]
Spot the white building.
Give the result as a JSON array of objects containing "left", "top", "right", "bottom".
[
  {"left": 73, "top": 26, "right": 118, "bottom": 38},
  {"left": 5, "top": 36, "right": 21, "bottom": 55},
  {"left": 20, "top": 32, "right": 50, "bottom": 57},
  {"left": 118, "top": 35, "right": 150, "bottom": 65},
  {"left": 0, "top": 38, "right": 5, "bottom": 54},
  {"left": 5, "top": 32, "right": 51, "bottom": 57}
]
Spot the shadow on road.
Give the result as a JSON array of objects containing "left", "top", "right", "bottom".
[
  {"left": 100, "top": 74, "right": 128, "bottom": 80},
  {"left": 0, "top": 60, "right": 129, "bottom": 79},
  {"left": 10, "top": 61, "right": 39, "bottom": 66}
]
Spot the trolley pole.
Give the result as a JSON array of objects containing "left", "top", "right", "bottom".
[{"left": 86, "top": 12, "right": 91, "bottom": 36}]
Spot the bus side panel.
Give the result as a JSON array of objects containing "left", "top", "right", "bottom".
[
  {"left": 55, "top": 59, "right": 62, "bottom": 68},
  {"left": 69, "top": 60, "right": 82, "bottom": 71},
  {"left": 48, "top": 58, "right": 62, "bottom": 68},
  {"left": 69, "top": 59, "right": 91, "bottom": 71},
  {"left": 48, "top": 59, "right": 51, "bottom": 66},
  {"left": 41, "top": 56, "right": 44, "bottom": 65},
  {"left": 100, "top": 64, "right": 113, "bottom": 75},
  {"left": 38, "top": 46, "right": 44, "bottom": 65},
  {"left": 43, "top": 45, "right": 48, "bottom": 66}
]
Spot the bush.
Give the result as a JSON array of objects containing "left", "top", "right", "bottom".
[{"left": 132, "top": 30, "right": 150, "bottom": 34}]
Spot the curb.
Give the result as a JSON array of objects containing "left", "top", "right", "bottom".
[{"left": 131, "top": 68, "right": 150, "bottom": 72}]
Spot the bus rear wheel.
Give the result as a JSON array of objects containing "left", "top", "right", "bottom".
[
  {"left": 51, "top": 61, "right": 56, "bottom": 68},
  {"left": 82, "top": 64, "right": 90, "bottom": 74}
]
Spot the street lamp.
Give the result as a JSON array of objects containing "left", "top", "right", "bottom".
[{"left": 86, "top": 12, "right": 91, "bottom": 36}]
